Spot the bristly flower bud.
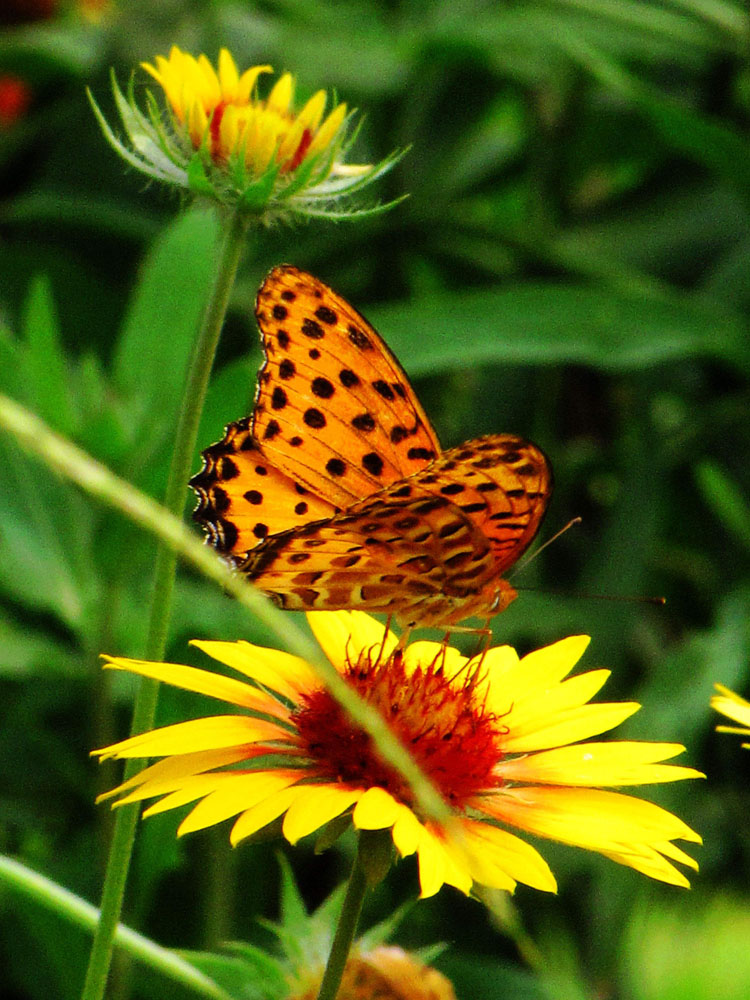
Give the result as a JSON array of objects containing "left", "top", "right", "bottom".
[{"left": 89, "top": 46, "right": 405, "bottom": 222}]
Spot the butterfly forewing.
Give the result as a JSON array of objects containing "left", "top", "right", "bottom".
[{"left": 252, "top": 265, "right": 441, "bottom": 505}]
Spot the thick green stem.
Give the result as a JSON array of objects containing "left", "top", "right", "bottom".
[
  {"left": 316, "top": 839, "right": 368, "bottom": 1000},
  {"left": 80, "top": 207, "right": 249, "bottom": 1000}
]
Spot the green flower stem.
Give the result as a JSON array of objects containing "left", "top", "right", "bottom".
[
  {"left": 315, "top": 837, "right": 368, "bottom": 1000},
  {"left": 80, "top": 206, "right": 250, "bottom": 1000},
  {"left": 144, "top": 207, "right": 249, "bottom": 661}
]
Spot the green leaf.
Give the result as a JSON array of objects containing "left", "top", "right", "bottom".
[
  {"left": 21, "top": 274, "right": 77, "bottom": 436},
  {"left": 365, "top": 283, "right": 749, "bottom": 376},
  {"left": 0, "top": 616, "right": 77, "bottom": 679},
  {"left": 178, "top": 949, "right": 286, "bottom": 1000},
  {"left": 277, "top": 852, "right": 309, "bottom": 934},
  {"left": 694, "top": 461, "right": 750, "bottom": 553},
  {"left": 560, "top": 35, "right": 750, "bottom": 190},
  {"left": 0, "top": 323, "right": 30, "bottom": 400},
  {"left": 238, "top": 167, "right": 279, "bottom": 212},
  {"left": 113, "top": 205, "right": 221, "bottom": 441},
  {"left": 0, "top": 438, "right": 97, "bottom": 633}
]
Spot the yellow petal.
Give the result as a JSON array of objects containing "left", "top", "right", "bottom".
[
  {"left": 402, "top": 641, "right": 468, "bottom": 682},
  {"left": 600, "top": 844, "right": 692, "bottom": 887},
  {"left": 179, "top": 769, "right": 302, "bottom": 834},
  {"left": 308, "top": 103, "right": 347, "bottom": 155},
  {"left": 190, "top": 639, "right": 318, "bottom": 703},
  {"left": 461, "top": 820, "right": 553, "bottom": 892},
  {"left": 481, "top": 643, "right": 520, "bottom": 683},
  {"left": 436, "top": 831, "right": 488, "bottom": 894},
  {"left": 251, "top": 112, "right": 280, "bottom": 173},
  {"left": 230, "top": 785, "right": 299, "bottom": 845},
  {"left": 484, "top": 786, "right": 701, "bottom": 853},
  {"left": 196, "top": 53, "right": 221, "bottom": 107},
  {"left": 101, "top": 655, "right": 288, "bottom": 719},
  {"left": 487, "top": 636, "right": 591, "bottom": 709},
  {"left": 187, "top": 100, "right": 208, "bottom": 148},
  {"left": 711, "top": 685, "right": 750, "bottom": 727},
  {"left": 96, "top": 747, "right": 249, "bottom": 803},
  {"left": 502, "top": 702, "right": 640, "bottom": 753},
  {"left": 495, "top": 741, "right": 703, "bottom": 786},
  {"left": 352, "top": 786, "right": 401, "bottom": 829},
  {"left": 216, "top": 104, "right": 241, "bottom": 160},
  {"left": 140, "top": 59, "right": 166, "bottom": 88},
  {"left": 415, "top": 825, "right": 472, "bottom": 898},
  {"left": 306, "top": 611, "right": 397, "bottom": 672},
  {"left": 391, "top": 803, "right": 423, "bottom": 857},
  {"left": 296, "top": 90, "right": 326, "bottom": 132},
  {"left": 497, "top": 669, "right": 611, "bottom": 724},
  {"left": 141, "top": 774, "right": 225, "bottom": 817},
  {"left": 267, "top": 72, "right": 294, "bottom": 114},
  {"left": 93, "top": 715, "right": 283, "bottom": 759},
  {"left": 655, "top": 838, "right": 700, "bottom": 870},
  {"left": 237, "top": 64, "right": 273, "bottom": 104},
  {"left": 217, "top": 48, "right": 239, "bottom": 97},
  {"left": 282, "top": 784, "right": 362, "bottom": 843},
  {"left": 277, "top": 117, "right": 307, "bottom": 165}
]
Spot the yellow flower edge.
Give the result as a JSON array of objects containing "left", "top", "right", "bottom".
[{"left": 712, "top": 683, "right": 750, "bottom": 745}]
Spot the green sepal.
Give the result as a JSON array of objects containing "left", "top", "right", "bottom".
[
  {"left": 187, "top": 153, "right": 217, "bottom": 197},
  {"left": 239, "top": 166, "right": 281, "bottom": 211},
  {"left": 357, "top": 829, "right": 394, "bottom": 888},
  {"left": 314, "top": 812, "right": 353, "bottom": 854}
]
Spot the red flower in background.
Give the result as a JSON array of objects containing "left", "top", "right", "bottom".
[
  {"left": 0, "top": 75, "right": 31, "bottom": 128},
  {"left": 0, "top": 0, "right": 56, "bottom": 25}
]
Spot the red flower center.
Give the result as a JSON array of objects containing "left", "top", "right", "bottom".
[
  {"left": 208, "top": 100, "right": 227, "bottom": 155},
  {"left": 292, "top": 647, "right": 504, "bottom": 811},
  {"left": 285, "top": 127, "right": 312, "bottom": 172}
]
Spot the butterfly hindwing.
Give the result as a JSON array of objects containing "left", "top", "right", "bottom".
[{"left": 235, "top": 434, "right": 551, "bottom": 626}]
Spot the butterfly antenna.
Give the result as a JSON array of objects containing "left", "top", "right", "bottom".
[
  {"left": 510, "top": 517, "right": 583, "bottom": 576},
  {"left": 514, "top": 587, "right": 666, "bottom": 606}
]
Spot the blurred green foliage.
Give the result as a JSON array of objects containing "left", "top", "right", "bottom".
[{"left": 1, "top": 0, "right": 749, "bottom": 998}]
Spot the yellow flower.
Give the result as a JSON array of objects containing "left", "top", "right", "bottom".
[
  {"left": 141, "top": 47, "right": 347, "bottom": 177},
  {"left": 94, "top": 613, "right": 702, "bottom": 897},
  {"left": 89, "top": 47, "right": 403, "bottom": 219},
  {"left": 711, "top": 684, "right": 750, "bottom": 746}
]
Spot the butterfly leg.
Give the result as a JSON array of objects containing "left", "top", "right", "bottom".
[
  {"left": 395, "top": 622, "right": 413, "bottom": 652},
  {"left": 469, "top": 620, "right": 493, "bottom": 669},
  {"left": 436, "top": 621, "right": 493, "bottom": 668}
]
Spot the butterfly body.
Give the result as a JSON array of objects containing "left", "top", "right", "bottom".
[{"left": 190, "top": 266, "right": 552, "bottom": 628}]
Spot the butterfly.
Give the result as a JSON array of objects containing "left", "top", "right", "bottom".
[{"left": 190, "top": 265, "right": 552, "bottom": 629}]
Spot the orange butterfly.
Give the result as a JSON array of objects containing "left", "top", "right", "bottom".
[{"left": 190, "top": 266, "right": 552, "bottom": 629}]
